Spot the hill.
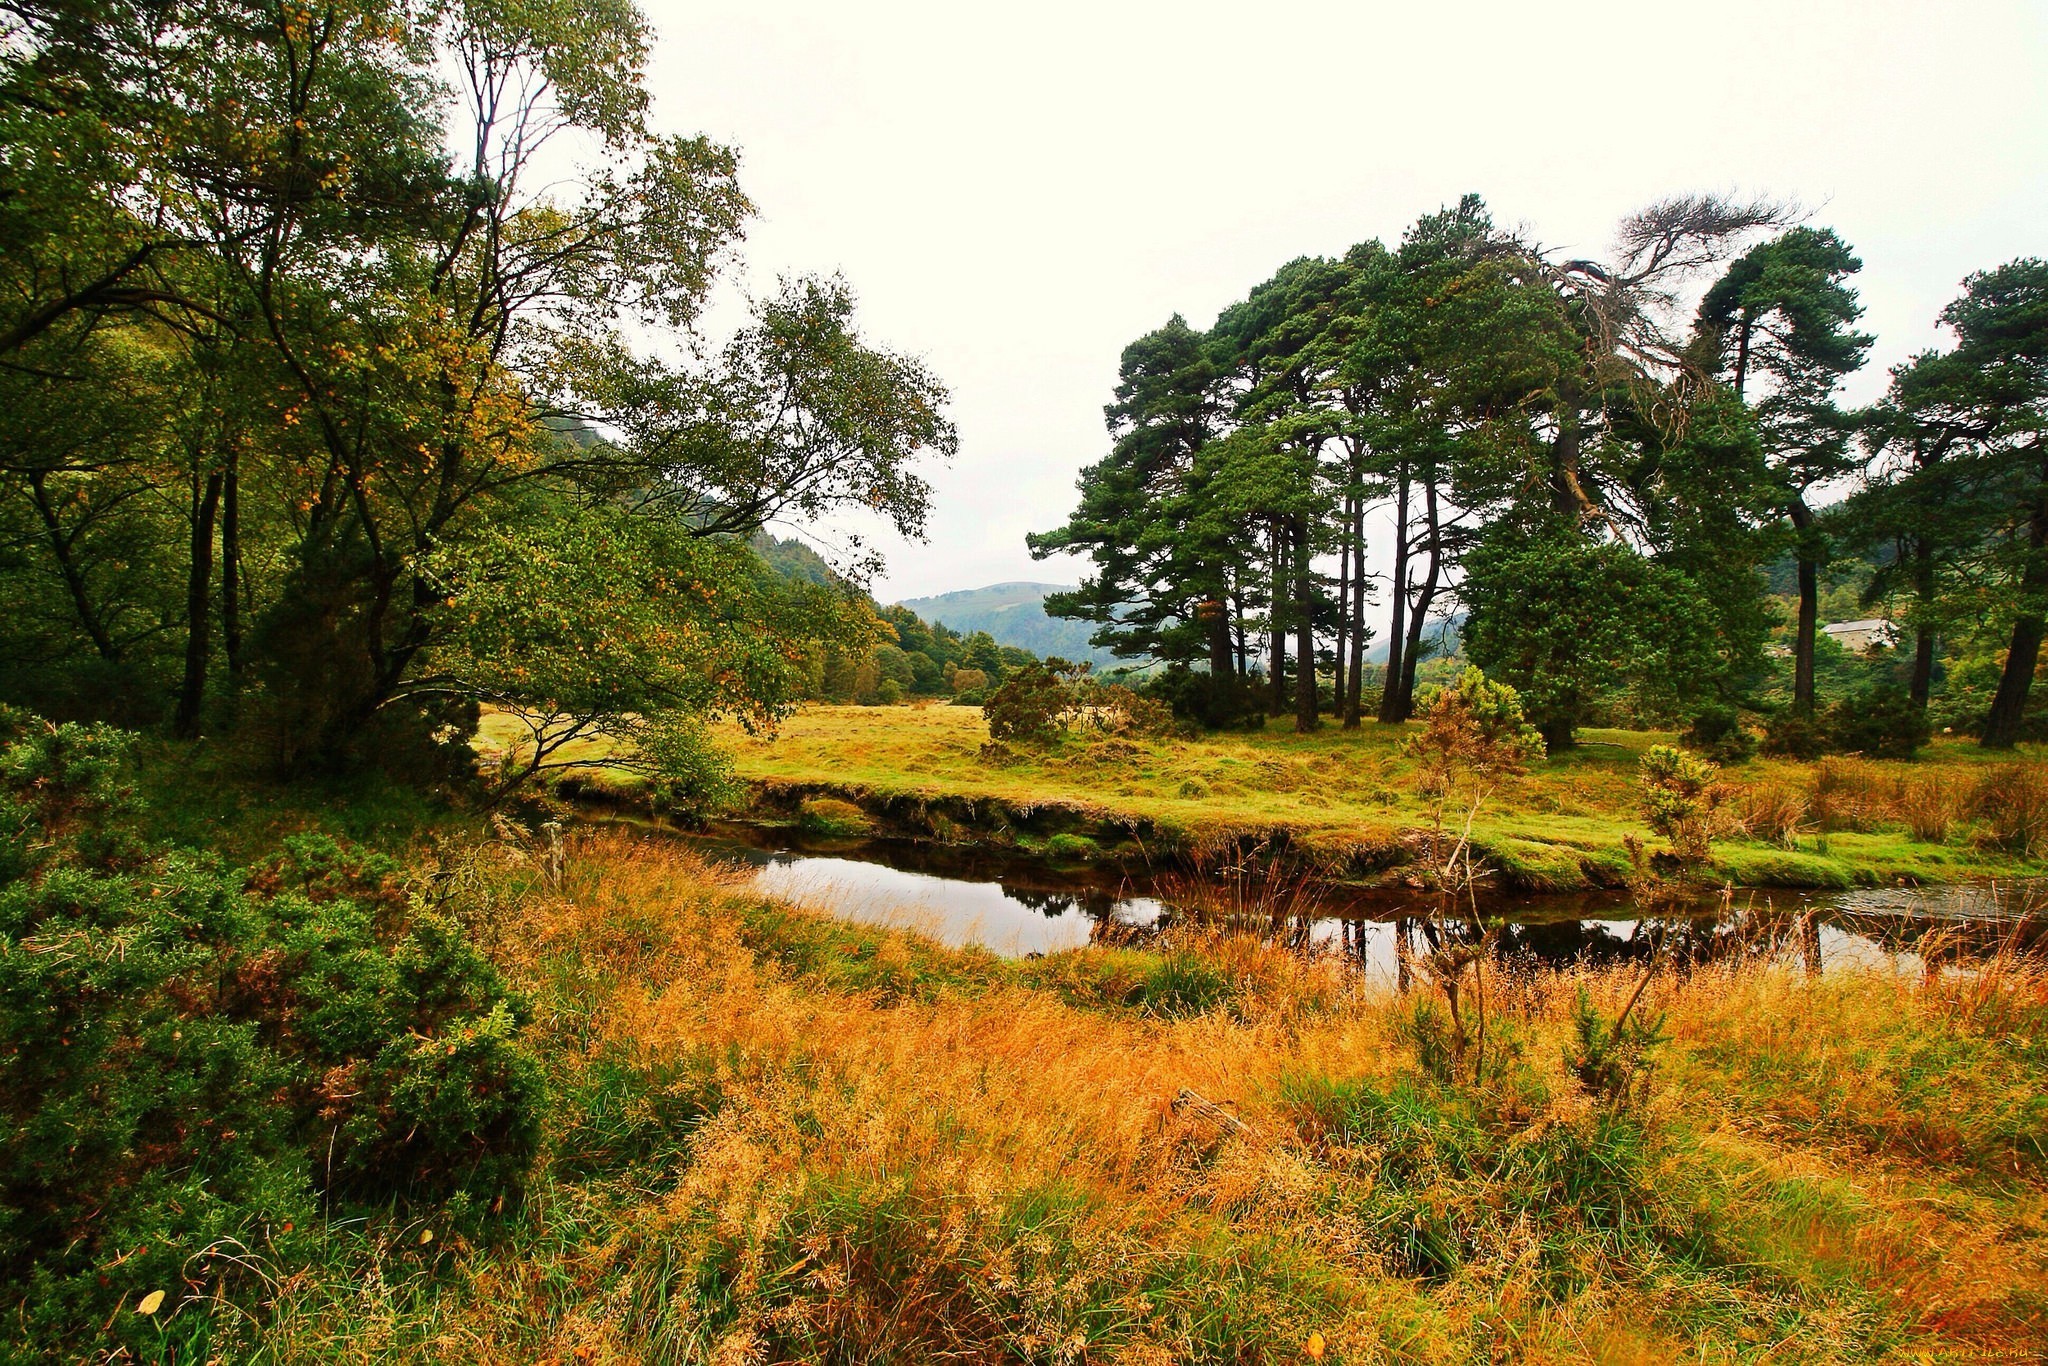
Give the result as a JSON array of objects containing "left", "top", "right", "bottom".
[{"left": 895, "top": 582, "right": 1137, "bottom": 670}]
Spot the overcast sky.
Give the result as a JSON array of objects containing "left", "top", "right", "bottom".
[{"left": 641, "top": 0, "right": 2048, "bottom": 604}]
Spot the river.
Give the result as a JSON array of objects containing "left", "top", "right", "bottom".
[{"left": 648, "top": 820, "right": 2043, "bottom": 976}]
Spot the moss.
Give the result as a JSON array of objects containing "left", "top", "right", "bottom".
[
  {"left": 1042, "top": 832, "right": 1099, "bottom": 863},
  {"left": 796, "top": 795, "right": 875, "bottom": 839}
]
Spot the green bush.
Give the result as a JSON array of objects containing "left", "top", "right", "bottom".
[
  {"left": 0, "top": 712, "right": 543, "bottom": 1351},
  {"left": 1826, "top": 683, "right": 1930, "bottom": 759},
  {"left": 1143, "top": 666, "right": 1269, "bottom": 731},
  {"left": 983, "top": 662, "right": 1076, "bottom": 745},
  {"left": 1682, "top": 704, "right": 1755, "bottom": 762},
  {"left": 1760, "top": 709, "right": 1828, "bottom": 759}
]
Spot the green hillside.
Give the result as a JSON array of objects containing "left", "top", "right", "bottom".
[{"left": 896, "top": 582, "right": 1137, "bottom": 670}]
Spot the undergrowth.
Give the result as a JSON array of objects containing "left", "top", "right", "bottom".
[{"left": 7, "top": 747, "right": 2046, "bottom": 1362}]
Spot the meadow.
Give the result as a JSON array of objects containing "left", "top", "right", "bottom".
[
  {"left": 653, "top": 705, "right": 2048, "bottom": 892},
  {"left": 242, "top": 827, "right": 2047, "bottom": 1363}
]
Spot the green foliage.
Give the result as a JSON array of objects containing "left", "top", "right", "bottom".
[
  {"left": 1827, "top": 683, "right": 1932, "bottom": 759},
  {"left": 983, "top": 662, "right": 1078, "bottom": 745},
  {"left": 1463, "top": 523, "right": 1728, "bottom": 748},
  {"left": 1404, "top": 666, "right": 1545, "bottom": 795},
  {"left": 1682, "top": 704, "right": 1756, "bottom": 763},
  {"left": 1563, "top": 987, "right": 1668, "bottom": 1109},
  {"left": 1639, "top": 744, "right": 1721, "bottom": 865},
  {"left": 983, "top": 660, "right": 1176, "bottom": 749},
  {"left": 1144, "top": 665, "right": 1270, "bottom": 731},
  {"left": 797, "top": 797, "right": 874, "bottom": 839},
  {"left": 1761, "top": 708, "right": 1830, "bottom": 759},
  {"left": 0, "top": 714, "right": 541, "bottom": 1350}
]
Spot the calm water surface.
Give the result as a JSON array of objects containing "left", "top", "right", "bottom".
[{"left": 656, "top": 823, "right": 2043, "bottom": 974}]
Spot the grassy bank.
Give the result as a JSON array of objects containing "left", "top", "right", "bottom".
[
  {"left": 238, "top": 828, "right": 2046, "bottom": 1362},
  {"left": 679, "top": 705, "right": 2046, "bottom": 891}
]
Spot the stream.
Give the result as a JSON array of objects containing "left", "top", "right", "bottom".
[{"left": 645, "top": 820, "right": 2045, "bottom": 976}]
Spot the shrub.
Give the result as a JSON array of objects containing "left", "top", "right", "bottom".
[
  {"left": 1639, "top": 745, "right": 1720, "bottom": 866},
  {"left": 0, "top": 714, "right": 542, "bottom": 1349},
  {"left": 1826, "top": 683, "right": 1930, "bottom": 759},
  {"left": 1682, "top": 704, "right": 1755, "bottom": 763},
  {"left": 1144, "top": 667, "right": 1269, "bottom": 731},
  {"left": 1563, "top": 985, "right": 1667, "bottom": 1110},
  {"left": 983, "top": 662, "right": 1077, "bottom": 745},
  {"left": 1406, "top": 667, "right": 1545, "bottom": 798},
  {"left": 873, "top": 678, "right": 904, "bottom": 705},
  {"left": 1760, "top": 710, "right": 1828, "bottom": 759}
]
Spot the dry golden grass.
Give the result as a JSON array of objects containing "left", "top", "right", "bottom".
[{"left": 261, "top": 830, "right": 2048, "bottom": 1364}]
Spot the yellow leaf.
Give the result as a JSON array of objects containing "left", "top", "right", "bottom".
[
  {"left": 136, "top": 1290, "right": 165, "bottom": 1316},
  {"left": 418, "top": 1228, "right": 434, "bottom": 1246},
  {"left": 1305, "top": 1332, "right": 1325, "bottom": 1360}
]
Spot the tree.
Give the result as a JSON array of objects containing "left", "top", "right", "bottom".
[
  {"left": 1694, "top": 228, "right": 1873, "bottom": 715},
  {"left": 1462, "top": 521, "right": 1725, "bottom": 750},
  {"left": 1857, "top": 261, "right": 2048, "bottom": 746},
  {"left": 1028, "top": 316, "right": 1240, "bottom": 672},
  {"left": 427, "top": 504, "right": 880, "bottom": 803},
  {"left": 0, "top": 0, "right": 956, "bottom": 788}
]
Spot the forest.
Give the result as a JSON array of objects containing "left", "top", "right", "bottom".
[
  {"left": 1032, "top": 196, "right": 2048, "bottom": 753},
  {"left": 5, "top": 0, "right": 2048, "bottom": 1361}
]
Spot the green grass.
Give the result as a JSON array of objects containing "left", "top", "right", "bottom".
[{"left": 666, "top": 705, "right": 2047, "bottom": 890}]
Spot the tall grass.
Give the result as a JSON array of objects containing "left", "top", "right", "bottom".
[{"left": 244, "top": 830, "right": 2048, "bottom": 1363}]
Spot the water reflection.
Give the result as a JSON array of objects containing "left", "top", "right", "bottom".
[{"left": 665, "top": 823, "right": 2043, "bottom": 970}]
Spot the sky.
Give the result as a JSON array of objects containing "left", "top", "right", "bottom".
[{"left": 640, "top": 0, "right": 2048, "bottom": 605}]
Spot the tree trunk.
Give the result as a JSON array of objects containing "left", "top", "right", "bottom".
[
  {"left": 1908, "top": 536, "right": 1935, "bottom": 709},
  {"left": 1789, "top": 499, "right": 1819, "bottom": 717},
  {"left": 26, "top": 470, "right": 118, "bottom": 661},
  {"left": 1345, "top": 496, "right": 1367, "bottom": 727},
  {"left": 1332, "top": 493, "right": 1351, "bottom": 712},
  {"left": 1293, "top": 516, "right": 1318, "bottom": 732},
  {"left": 1379, "top": 463, "right": 1411, "bottom": 723},
  {"left": 1398, "top": 481, "right": 1445, "bottom": 721},
  {"left": 1983, "top": 613, "right": 2044, "bottom": 749},
  {"left": 1550, "top": 406, "right": 1592, "bottom": 517},
  {"left": 1983, "top": 470, "right": 2048, "bottom": 749},
  {"left": 1268, "top": 518, "right": 1286, "bottom": 715},
  {"left": 221, "top": 451, "right": 243, "bottom": 681},
  {"left": 1233, "top": 588, "right": 1247, "bottom": 677},
  {"left": 173, "top": 468, "right": 224, "bottom": 738},
  {"left": 1206, "top": 582, "right": 1234, "bottom": 677}
]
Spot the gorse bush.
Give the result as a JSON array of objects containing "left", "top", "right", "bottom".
[
  {"left": 0, "top": 712, "right": 542, "bottom": 1352},
  {"left": 984, "top": 659, "right": 1178, "bottom": 748}
]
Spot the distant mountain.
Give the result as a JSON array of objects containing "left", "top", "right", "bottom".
[
  {"left": 1364, "top": 613, "right": 1465, "bottom": 666},
  {"left": 895, "top": 582, "right": 1138, "bottom": 670}
]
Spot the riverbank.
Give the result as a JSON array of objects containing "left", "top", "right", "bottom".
[
  {"left": 35, "top": 742, "right": 2045, "bottom": 1361},
  {"left": 258, "top": 828, "right": 2048, "bottom": 1361},
  {"left": 607, "top": 705, "right": 2047, "bottom": 893}
]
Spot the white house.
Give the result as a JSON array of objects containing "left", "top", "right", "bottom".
[{"left": 1821, "top": 619, "right": 1899, "bottom": 653}]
